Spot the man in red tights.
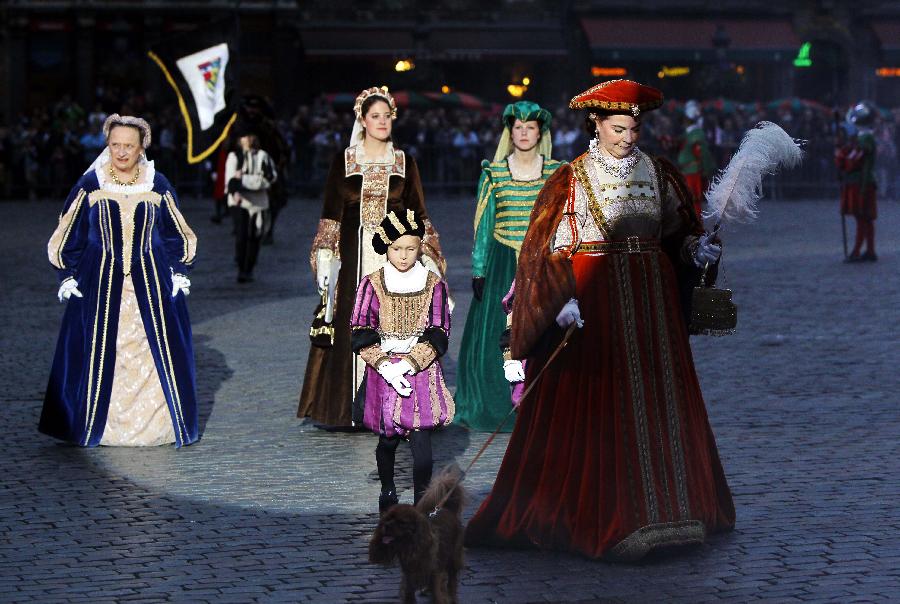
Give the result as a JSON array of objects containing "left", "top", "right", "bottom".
[{"left": 838, "top": 102, "right": 878, "bottom": 262}]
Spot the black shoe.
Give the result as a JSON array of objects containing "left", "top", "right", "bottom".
[
  {"left": 844, "top": 253, "right": 862, "bottom": 263},
  {"left": 862, "top": 251, "right": 878, "bottom": 262},
  {"left": 237, "top": 271, "right": 250, "bottom": 283},
  {"left": 379, "top": 490, "right": 399, "bottom": 513},
  {"left": 210, "top": 214, "right": 223, "bottom": 224}
]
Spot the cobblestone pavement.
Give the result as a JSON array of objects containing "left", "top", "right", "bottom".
[{"left": 1, "top": 191, "right": 899, "bottom": 603}]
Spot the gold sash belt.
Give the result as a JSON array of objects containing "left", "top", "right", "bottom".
[{"left": 575, "top": 236, "right": 660, "bottom": 255}]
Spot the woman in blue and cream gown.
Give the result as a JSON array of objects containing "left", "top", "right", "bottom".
[{"left": 40, "top": 114, "right": 199, "bottom": 447}]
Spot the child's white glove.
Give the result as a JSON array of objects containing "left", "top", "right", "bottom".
[
  {"left": 57, "top": 279, "right": 83, "bottom": 302},
  {"left": 503, "top": 360, "right": 525, "bottom": 383},
  {"left": 378, "top": 359, "right": 414, "bottom": 381},
  {"left": 388, "top": 375, "right": 412, "bottom": 397}
]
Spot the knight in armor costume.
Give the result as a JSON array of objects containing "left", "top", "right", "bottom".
[
  {"left": 677, "top": 100, "right": 716, "bottom": 218},
  {"left": 465, "top": 80, "right": 735, "bottom": 561},
  {"left": 838, "top": 102, "right": 878, "bottom": 262}
]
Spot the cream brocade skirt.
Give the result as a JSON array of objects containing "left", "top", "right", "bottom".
[{"left": 99, "top": 278, "right": 176, "bottom": 446}]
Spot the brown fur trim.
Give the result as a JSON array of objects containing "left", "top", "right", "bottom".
[
  {"left": 510, "top": 164, "right": 577, "bottom": 359},
  {"left": 655, "top": 156, "right": 703, "bottom": 237}
]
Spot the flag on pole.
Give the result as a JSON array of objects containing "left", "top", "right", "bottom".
[{"left": 148, "top": 18, "right": 239, "bottom": 164}]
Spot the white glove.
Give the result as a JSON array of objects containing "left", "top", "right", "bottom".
[
  {"left": 556, "top": 298, "right": 584, "bottom": 328},
  {"left": 694, "top": 232, "right": 722, "bottom": 267},
  {"left": 388, "top": 375, "right": 413, "bottom": 397},
  {"left": 57, "top": 279, "right": 83, "bottom": 302},
  {"left": 503, "top": 360, "right": 525, "bottom": 383},
  {"left": 378, "top": 359, "right": 415, "bottom": 382},
  {"left": 172, "top": 273, "right": 191, "bottom": 297},
  {"left": 316, "top": 248, "right": 334, "bottom": 293}
]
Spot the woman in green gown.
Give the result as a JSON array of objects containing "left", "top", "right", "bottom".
[{"left": 455, "top": 101, "right": 563, "bottom": 431}]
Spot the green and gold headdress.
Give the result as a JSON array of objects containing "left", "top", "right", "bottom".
[{"left": 493, "top": 101, "right": 553, "bottom": 162}]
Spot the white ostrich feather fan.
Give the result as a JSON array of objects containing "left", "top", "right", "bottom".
[{"left": 704, "top": 121, "right": 804, "bottom": 226}]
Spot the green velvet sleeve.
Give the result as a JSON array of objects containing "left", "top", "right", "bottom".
[{"left": 471, "top": 167, "right": 495, "bottom": 278}]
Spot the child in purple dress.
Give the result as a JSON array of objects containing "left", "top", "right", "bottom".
[{"left": 350, "top": 209, "right": 454, "bottom": 512}]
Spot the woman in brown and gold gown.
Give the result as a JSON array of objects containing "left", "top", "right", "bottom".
[{"left": 297, "top": 87, "right": 445, "bottom": 429}]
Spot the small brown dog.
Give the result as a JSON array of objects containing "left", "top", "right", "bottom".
[{"left": 369, "top": 465, "right": 465, "bottom": 604}]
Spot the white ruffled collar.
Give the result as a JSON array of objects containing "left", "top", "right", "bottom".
[{"left": 383, "top": 261, "right": 428, "bottom": 293}]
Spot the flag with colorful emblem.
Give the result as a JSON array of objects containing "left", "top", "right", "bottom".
[{"left": 148, "top": 18, "right": 239, "bottom": 164}]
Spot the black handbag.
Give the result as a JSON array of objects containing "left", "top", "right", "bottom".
[{"left": 689, "top": 262, "right": 737, "bottom": 336}]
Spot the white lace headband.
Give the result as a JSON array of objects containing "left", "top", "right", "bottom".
[{"left": 103, "top": 114, "right": 152, "bottom": 149}]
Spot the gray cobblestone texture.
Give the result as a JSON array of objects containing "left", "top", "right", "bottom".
[{"left": 1, "top": 193, "right": 899, "bottom": 602}]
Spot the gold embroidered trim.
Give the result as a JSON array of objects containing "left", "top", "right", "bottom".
[
  {"left": 359, "top": 343, "right": 387, "bottom": 368},
  {"left": 407, "top": 343, "right": 436, "bottom": 373},
  {"left": 84, "top": 201, "right": 115, "bottom": 444},
  {"left": 592, "top": 180, "right": 654, "bottom": 192},
  {"left": 651, "top": 253, "right": 690, "bottom": 518},
  {"left": 164, "top": 192, "right": 197, "bottom": 265},
  {"left": 345, "top": 146, "right": 406, "bottom": 231},
  {"left": 140, "top": 204, "right": 186, "bottom": 443},
  {"left": 573, "top": 156, "right": 609, "bottom": 238},
  {"left": 367, "top": 270, "right": 440, "bottom": 370},
  {"left": 496, "top": 199, "right": 534, "bottom": 209},
  {"left": 387, "top": 211, "right": 404, "bottom": 232},
  {"left": 310, "top": 218, "right": 341, "bottom": 273},
  {"left": 49, "top": 189, "right": 86, "bottom": 269},
  {"left": 637, "top": 255, "right": 674, "bottom": 521},
  {"left": 149, "top": 231, "right": 187, "bottom": 443},
  {"left": 429, "top": 366, "right": 441, "bottom": 424},
  {"left": 493, "top": 233, "right": 525, "bottom": 251},
  {"left": 421, "top": 219, "right": 446, "bottom": 276},
  {"left": 496, "top": 210, "right": 534, "bottom": 219},
  {"left": 606, "top": 520, "right": 705, "bottom": 562},
  {"left": 614, "top": 254, "right": 658, "bottom": 523}
]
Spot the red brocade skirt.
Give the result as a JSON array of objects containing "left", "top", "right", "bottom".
[{"left": 465, "top": 248, "right": 735, "bottom": 561}]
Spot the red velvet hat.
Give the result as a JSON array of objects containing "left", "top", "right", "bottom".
[{"left": 569, "top": 79, "right": 663, "bottom": 117}]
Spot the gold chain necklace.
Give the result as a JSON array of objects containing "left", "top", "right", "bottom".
[{"left": 109, "top": 164, "right": 141, "bottom": 186}]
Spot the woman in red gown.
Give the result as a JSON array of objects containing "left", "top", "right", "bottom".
[{"left": 465, "top": 80, "right": 735, "bottom": 561}]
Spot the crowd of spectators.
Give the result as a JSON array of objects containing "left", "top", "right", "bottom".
[
  {"left": 2, "top": 90, "right": 898, "bottom": 201},
  {"left": 0, "top": 84, "right": 201, "bottom": 201}
]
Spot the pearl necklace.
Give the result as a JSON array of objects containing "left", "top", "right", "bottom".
[
  {"left": 109, "top": 164, "right": 141, "bottom": 186},
  {"left": 588, "top": 138, "right": 640, "bottom": 180}
]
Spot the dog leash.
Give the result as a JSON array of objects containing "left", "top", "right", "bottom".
[{"left": 429, "top": 323, "right": 578, "bottom": 516}]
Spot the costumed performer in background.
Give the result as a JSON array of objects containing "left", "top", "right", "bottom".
[
  {"left": 677, "top": 100, "right": 716, "bottom": 218},
  {"left": 838, "top": 102, "right": 878, "bottom": 262},
  {"left": 455, "top": 101, "right": 562, "bottom": 432}
]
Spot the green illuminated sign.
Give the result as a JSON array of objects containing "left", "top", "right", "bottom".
[{"left": 793, "top": 42, "right": 812, "bottom": 67}]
